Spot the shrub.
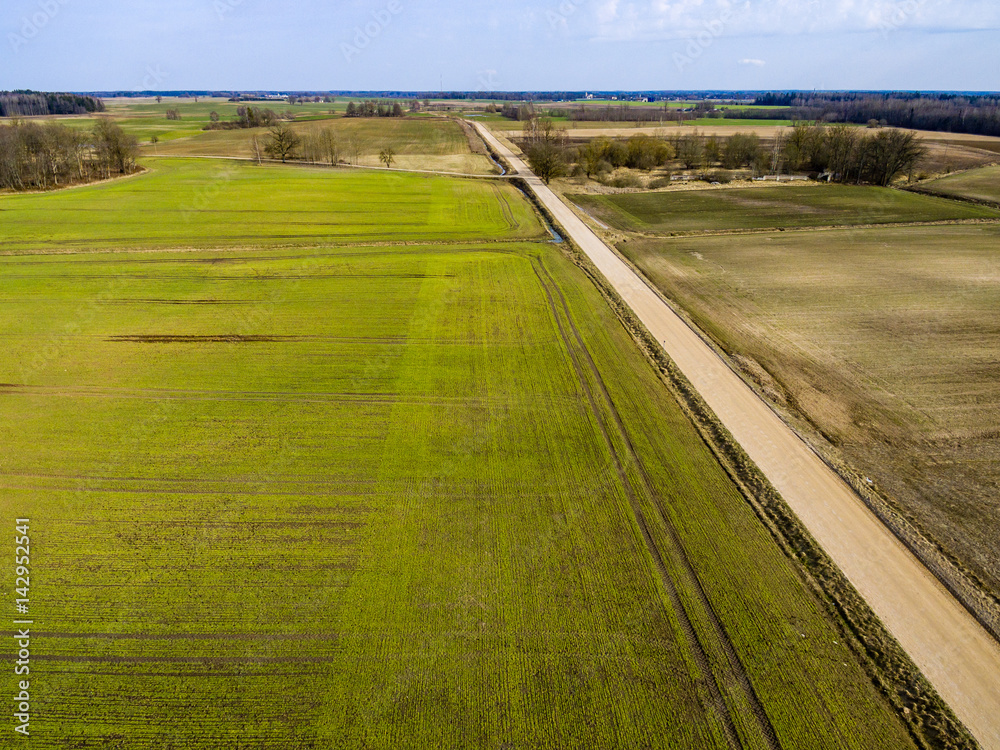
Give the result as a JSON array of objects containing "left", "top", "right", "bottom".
[
  {"left": 600, "top": 172, "right": 644, "bottom": 189},
  {"left": 703, "top": 169, "right": 733, "bottom": 184}
]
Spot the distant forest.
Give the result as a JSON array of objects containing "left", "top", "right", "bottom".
[
  {"left": 0, "top": 91, "right": 105, "bottom": 117},
  {"left": 754, "top": 92, "right": 1000, "bottom": 137}
]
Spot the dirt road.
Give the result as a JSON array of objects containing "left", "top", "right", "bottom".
[{"left": 473, "top": 121, "right": 1000, "bottom": 750}]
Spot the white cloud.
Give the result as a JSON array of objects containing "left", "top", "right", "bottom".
[
  {"left": 738, "top": 57, "right": 766, "bottom": 65},
  {"left": 583, "top": 0, "right": 1000, "bottom": 41}
]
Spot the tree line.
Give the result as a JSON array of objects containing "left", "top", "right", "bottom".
[
  {"left": 250, "top": 123, "right": 391, "bottom": 168},
  {"left": 0, "top": 91, "right": 105, "bottom": 118},
  {"left": 520, "top": 117, "right": 925, "bottom": 187},
  {"left": 345, "top": 100, "right": 405, "bottom": 118},
  {"left": 205, "top": 106, "right": 284, "bottom": 130},
  {"left": 0, "top": 119, "right": 139, "bottom": 191},
  {"left": 670, "top": 125, "right": 925, "bottom": 185},
  {"left": 755, "top": 92, "right": 1000, "bottom": 138}
]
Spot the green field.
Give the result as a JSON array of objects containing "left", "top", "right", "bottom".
[
  {"left": 917, "top": 165, "right": 1000, "bottom": 204},
  {"left": 0, "top": 158, "right": 922, "bottom": 748},
  {"left": 616, "top": 223, "right": 1000, "bottom": 603},
  {"left": 50, "top": 98, "right": 302, "bottom": 144},
  {"left": 571, "top": 184, "right": 1000, "bottom": 233},
  {"left": 0, "top": 158, "right": 529, "bottom": 251}
]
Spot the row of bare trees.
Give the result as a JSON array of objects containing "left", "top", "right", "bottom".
[
  {"left": 0, "top": 91, "right": 104, "bottom": 117},
  {"left": 254, "top": 124, "right": 395, "bottom": 168},
  {"left": 607, "top": 125, "right": 925, "bottom": 185},
  {"left": 521, "top": 115, "right": 926, "bottom": 187},
  {"left": 757, "top": 92, "right": 1000, "bottom": 138},
  {"left": 206, "top": 106, "right": 284, "bottom": 131},
  {"left": 671, "top": 125, "right": 926, "bottom": 185},
  {"left": 0, "top": 119, "right": 139, "bottom": 191},
  {"left": 344, "top": 101, "right": 404, "bottom": 118}
]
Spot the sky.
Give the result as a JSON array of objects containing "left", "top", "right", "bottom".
[{"left": 2, "top": 0, "right": 999, "bottom": 92}]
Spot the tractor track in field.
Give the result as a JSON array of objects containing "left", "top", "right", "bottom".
[
  {"left": 536, "top": 258, "right": 782, "bottom": 750},
  {"left": 532, "top": 256, "right": 780, "bottom": 750},
  {"left": 491, "top": 183, "right": 519, "bottom": 230}
]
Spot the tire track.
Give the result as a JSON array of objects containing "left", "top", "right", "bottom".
[
  {"left": 531, "top": 257, "right": 744, "bottom": 750},
  {"left": 535, "top": 259, "right": 781, "bottom": 750},
  {"left": 491, "top": 184, "right": 518, "bottom": 230}
]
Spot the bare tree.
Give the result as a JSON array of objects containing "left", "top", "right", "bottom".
[
  {"left": 263, "top": 123, "right": 301, "bottom": 162},
  {"left": 250, "top": 134, "right": 263, "bottom": 165},
  {"left": 526, "top": 142, "right": 566, "bottom": 185},
  {"left": 322, "top": 129, "right": 339, "bottom": 165},
  {"left": 867, "top": 129, "right": 926, "bottom": 186},
  {"left": 93, "top": 118, "right": 139, "bottom": 177}
]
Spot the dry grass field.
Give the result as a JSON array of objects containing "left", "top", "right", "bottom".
[
  {"left": 145, "top": 117, "right": 497, "bottom": 174},
  {"left": 571, "top": 184, "right": 999, "bottom": 233},
  {"left": 916, "top": 166, "right": 1000, "bottom": 205}
]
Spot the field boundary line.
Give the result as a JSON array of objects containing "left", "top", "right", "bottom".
[
  {"left": 140, "top": 154, "right": 510, "bottom": 180},
  {"left": 564, "top": 216, "right": 1000, "bottom": 241},
  {"left": 0, "top": 167, "right": 150, "bottom": 198},
  {"left": 903, "top": 183, "right": 1000, "bottom": 210}
]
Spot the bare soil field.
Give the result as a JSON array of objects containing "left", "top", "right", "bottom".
[{"left": 618, "top": 225, "right": 1000, "bottom": 603}]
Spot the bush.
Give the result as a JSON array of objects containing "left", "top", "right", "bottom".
[
  {"left": 600, "top": 172, "right": 644, "bottom": 189},
  {"left": 702, "top": 169, "right": 733, "bottom": 184},
  {"left": 648, "top": 175, "right": 673, "bottom": 189}
]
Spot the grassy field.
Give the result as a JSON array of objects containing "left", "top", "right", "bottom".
[
  {"left": 0, "top": 158, "right": 530, "bottom": 251},
  {"left": 570, "top": 183, "right": 1000, "bottom": 233},
  {"left": 0, "top": 158, "right": 922, "bottom": 748},
  {"left": 19, "top": 99, "right": 496, "bottom": 174},
  {"left": 145, "top": 118, "right": 496, "bottom": 174},
  {"left": 43, "top": 98, "right": 310, "bottom": 144},
  {"left": 615, "top": 223, "right": 1000, "bottom": 603},
  {"left": 917, "top": 165, "right": 1000, "bottom": 204}
]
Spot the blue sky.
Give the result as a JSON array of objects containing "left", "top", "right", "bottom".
[{"left": 2, "top": 0, "right": 998, "bottom": 91}]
